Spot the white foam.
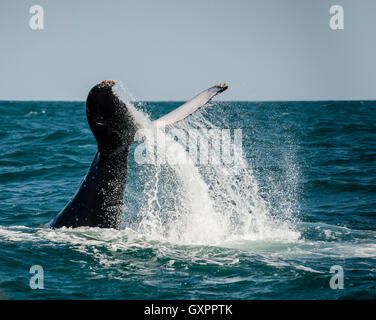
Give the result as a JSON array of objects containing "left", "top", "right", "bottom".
[{"left": 112, "top": 84, "right": 300, "bottom": 246}]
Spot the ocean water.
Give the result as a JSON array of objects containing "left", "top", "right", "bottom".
[{"left": 0, "top": 97, "right": 375, "bottom": 299}]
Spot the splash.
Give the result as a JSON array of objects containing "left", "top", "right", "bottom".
[{"left": 113, "top": 83, "right": 300, "bottom": 245}]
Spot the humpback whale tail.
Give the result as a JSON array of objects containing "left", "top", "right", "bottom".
[
  {"left": 47, "top": 80, "right": 228, "bottom": 229},
  {"left": 153, "top": 83, "right": 228, "bottom": 128}
]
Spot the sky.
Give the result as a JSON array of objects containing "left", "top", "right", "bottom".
[{"left": 0, "top": 0, "right": 375, "bottom": 101}]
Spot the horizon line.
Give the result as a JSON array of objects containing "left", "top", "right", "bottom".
[{"left": 1, "top": 99, "right": 375, "bottom": 103}]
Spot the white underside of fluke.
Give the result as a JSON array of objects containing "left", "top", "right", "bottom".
[{"left": 153, "top": 83, "right": 228, "bottom": 128}]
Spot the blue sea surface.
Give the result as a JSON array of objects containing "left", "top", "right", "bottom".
[{"left": 0, "top": 99, "right": 375, "bottom": 299}]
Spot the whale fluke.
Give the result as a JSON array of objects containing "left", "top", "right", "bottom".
[
  {"left": 47, "top": 80, "right": 229, "bottom": 229},
  {"left": 153, "top": 83, "right": 228, "bottom": 128}
]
